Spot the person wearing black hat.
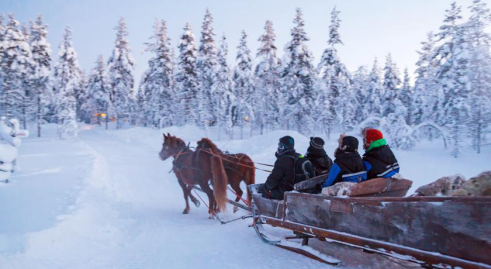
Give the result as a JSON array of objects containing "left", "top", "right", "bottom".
[
  {"left": 323, "top": 134, "right": 367, "bottom": 188},
  {"left": 262, "top": 136, "right": 298, "bottom": 200},
  {"left": 305, "top": 137, "right": 333, "bottom": 176}
]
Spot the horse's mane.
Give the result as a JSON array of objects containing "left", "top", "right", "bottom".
[
  {"left": 197, "top": 138, "right": 221, "bottom": 153},
  {"left": 166, "top": 134, "right": 186, "bottom": 148}
]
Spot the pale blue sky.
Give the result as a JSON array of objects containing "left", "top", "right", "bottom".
[{"left": 0, "top": 0, "right": 478, "bottom": 85}]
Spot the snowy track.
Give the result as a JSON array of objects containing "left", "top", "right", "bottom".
[{"left": 0, "top": 127, "right": 327, "bottom": 269}]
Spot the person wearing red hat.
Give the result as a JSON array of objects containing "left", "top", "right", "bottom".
[{"left": 361, "top": 128, "right": 400, "bottom": 179}]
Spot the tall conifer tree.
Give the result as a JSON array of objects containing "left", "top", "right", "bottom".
[{"left": 108, "top": 18, "right": 135, "bottom": 129}]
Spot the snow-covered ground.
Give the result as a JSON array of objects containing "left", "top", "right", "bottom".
[{"left": 1, "top": 124, "right": 490, "bottom": 269}]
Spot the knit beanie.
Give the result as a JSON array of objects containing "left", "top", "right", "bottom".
[
  {"left": 309, "top": 137, "right": 325, "bottom": 149},
  {"left": 365, "top": 129, "right": 384, "bottom": 145}
]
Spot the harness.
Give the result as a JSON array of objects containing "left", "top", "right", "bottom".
[
  {"left": 222, "top": 153, "right": 245, "bottom": 176},
  {"left": 172, "top": 146, "right": 202, "bottom": 186}
]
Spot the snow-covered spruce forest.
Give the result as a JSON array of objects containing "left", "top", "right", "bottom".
[{"left": 1, "top": 1, "right": 491, "bottom": 158}]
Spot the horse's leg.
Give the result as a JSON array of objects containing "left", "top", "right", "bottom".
[
  {"left": 245, "top": 167, "right": 255, "bottom": 206},
  {"left": 230, "top": 179, "right": 243, "bottom": 213},
  {"left": 177, "top": 177, "right": 191, "bottom": 214},
  {"left": 207, "top": 181, "right": 219, "bottom": 212},
  {"left": 187, "top": 185, "right": 200, "bottom": 207},
  {"left": 200, "top": 180, "right": 216, "bottom": 219}
]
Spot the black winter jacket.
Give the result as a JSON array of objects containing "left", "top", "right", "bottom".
[
  {"left": 265, "top": 149, "right": 297, "bottom": 195},
  {"left": 305, "top": 147, "right": 333, "bottom": 176},
  {"left": 363, "top": 145, "right": 399, "bottom": 179},
  {"left": 332, "top": 151, "right": 366, "bottom": 184}
]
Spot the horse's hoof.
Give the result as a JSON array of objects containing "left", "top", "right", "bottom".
[
  {"left": 208, "top": 214, "right": 214, "bottom": 219},
  {"left": 193, "top": 200, "right": 201, "bottom": 208},
  {"left": 233, "top": 206, "right": 238, "bottom": 213},
  {"left": 183, "top": 209, "right": 190, "bottom": 214}
]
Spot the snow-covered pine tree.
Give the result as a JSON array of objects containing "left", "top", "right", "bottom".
[
  {"left": 107, "top": 18, "right": 135, "bottom": 129},
  {"left": 213, "top": 34, "right": 235, "bottom": 139},
  {"left": 413, "top": 32, "right": 437, "bottom": 126},
  {"left": 328, "top": 7, "right": 343, "bottom": 46},
  {"left": 19, "top": 23, "right": 35, "bottom": 129},
  {"left": 399, "top": 68, "right": 413, "bottom": 125},
  {"left": 197, "top": 9, "right": 218, "bottom": 129},
  {"left": 317, "top": 7, "right": 352, "bottom": 135},
  {"left": 364, "top": 58, "right": 384, "bottom": 118},
  {"left": 280, "top": 8, "right": 317, "bottom": 134},
  {"left": 436, "top": 2, "right": 463, "bottom": 45},
  {"left": 77, "top": 70, "right": 89, "bottom": 123},
  {"left": 447, "top": 25, "right": 471, "bottom": 158},
  {"left": 382, "top": 53, "right": 401, "bottom": 117},
  {"left": 53, "top": 27, "right": 79, "bottom": 139},
  {"left": 431, "top": 2, "right": 472, "bottom": 157},
  {"left": 84, "top": 55, "right": 112, "bottom": 128},
  {"left": 29, "top": 15, "right": 52, "bottom": 137},
  {"left": 467, "top": 0, "right": 491, "bottom": 154},
  {"left": 175, "top": 23, "right": 199, "bottom": 126},
  {"left": 255, "top": 20, "right": 281, "bottom": 134},
  {"left": 352, "top": 66, "right": 369, "bottom": 124},
  {"left": 233, "top": 30, "right": 254, "bottom": 139},
  {"left": 139, "top": 20, "right": 161, "bottom": 127},
  {"left": 0, "top": 14, "right": 33, "bottom": 121},
  {"left": 0, "top": 14, "right": 3, "bottom": 40},
  {"left": 0, "top": 14, "right": 5, "bottom": 115},
  {"left": 140, "top": 20, "right": 175, "bottom": 128}
]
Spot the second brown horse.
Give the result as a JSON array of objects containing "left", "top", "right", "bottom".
[{"left": 196, "top": 138, "right": 255, "bottom": 212}]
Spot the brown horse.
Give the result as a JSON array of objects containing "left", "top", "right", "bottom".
[
  {"left": 159, "top": 133, "right": 229, "bottom": 217},
  {"left": 196, "top": 138, "right": 256, "bottom": 212},
  {"left": 159, "top": 134, "right": 200, "bottom": 214}
]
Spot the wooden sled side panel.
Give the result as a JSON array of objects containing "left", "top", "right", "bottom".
[
  {"left": 253, "top": 195, "right": 285, "bottom": 220},
  {"left": 249, "top": 184, "right": 285, "bottom": 220},
  {"left": 284, "top": 193, "right": 491, "bottom": 265}
]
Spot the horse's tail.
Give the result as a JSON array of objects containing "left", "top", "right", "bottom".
[
  {"left": 245, "top": 158, "right": 256, "bottom": 206},
  {"left": 210, "top": 148, "right": 228, "bottom": 212}
]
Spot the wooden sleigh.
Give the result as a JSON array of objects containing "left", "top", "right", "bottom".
[{"left": 249, "top": 175, "right": 491, "bottom": 268}]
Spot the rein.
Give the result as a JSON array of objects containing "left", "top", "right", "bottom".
[
  {"left": 203, "top": 150, "right": 275, "bottom": 168},
  {"left": 196, "top": 148, "right": 272, "bottom": 173},
  {"left": 168, "top": 146, "right": 204, "bottom": 186}
]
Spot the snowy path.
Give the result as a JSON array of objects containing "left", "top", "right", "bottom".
[{"left": 0, "top": 127, "right": 327, "bottom": 269}]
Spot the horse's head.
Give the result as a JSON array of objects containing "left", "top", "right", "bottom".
[{"left": 159, "top": 133, "right": 187, "bottom": 160}]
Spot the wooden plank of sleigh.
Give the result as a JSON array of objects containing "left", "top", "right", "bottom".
[{"left": 250, "top": 178, "right": 491, "bottom": 268}]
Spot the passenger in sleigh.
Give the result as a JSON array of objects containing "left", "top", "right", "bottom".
[
  {"left": 323, "top": 135, "right": 367, "bottom": 188},
  {"left": 261, "top": 136, "right": 297, "bottom": 200},
  {"left": 262, "top": 136, "right": 314, "bottom": 200},
  {"left": 305, "top": 137, "right": 333, "bottom": 176},
  {"left": 361, "top": 128, "right": 400, "bottom": 179}
]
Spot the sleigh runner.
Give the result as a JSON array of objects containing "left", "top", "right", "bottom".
[{"left": 248, "top": 176, "right": 491, "bottom": 268}]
